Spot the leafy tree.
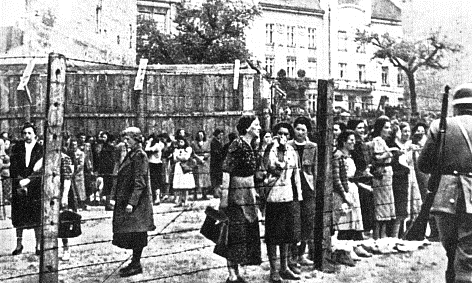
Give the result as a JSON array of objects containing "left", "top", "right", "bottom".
[
  {"left": 136, "top": 19, "right": 184, "bottom": 64},
  {"left": 137, "top": 0, "right": 260, "bottom": 64},
  {"left": 355, "top": 31, "right": 462, "bottom": 114}
]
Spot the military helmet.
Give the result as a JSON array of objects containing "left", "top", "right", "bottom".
[{"left": 452, "top": 83, "right": 472, "bottom": 106}]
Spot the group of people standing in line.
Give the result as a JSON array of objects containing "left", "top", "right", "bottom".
[
  {"left": 213, "top": 112, "right": 436, "bottom": 283},
  {"left": 2, "top": 111, "right": 434, "bottom": 281}
]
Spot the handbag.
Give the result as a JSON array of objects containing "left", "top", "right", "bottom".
[
  {"left": 200, "top": 206, "right": 228, "bottom": 244},
  {"left": 58, "top": 210, "right": 82, "bottom": 238},
  {"left": 180, "top": 158, "right": 196, "bottom": 174}
]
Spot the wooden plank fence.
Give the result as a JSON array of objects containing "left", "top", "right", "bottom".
[{"left": 0, "top": 60, "right": 263, "bottom": 140}]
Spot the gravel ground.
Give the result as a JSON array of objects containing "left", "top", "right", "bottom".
[{"left": 0, "top": 198, "right": 447, "bottom": 283}]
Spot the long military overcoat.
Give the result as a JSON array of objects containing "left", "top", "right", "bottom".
[{"left": 112, "top": 146, "right": 155, "bottom": 234}]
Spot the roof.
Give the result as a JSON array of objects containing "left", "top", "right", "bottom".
[
  {"left": 259, "top": 0, "right": 323, "bottom": 14},
  {"left": 372, "top": 0, "right": 401, "bottom": 22}
]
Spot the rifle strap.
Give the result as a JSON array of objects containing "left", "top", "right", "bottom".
[{"left": 457, "top": 119, "right": 472, "bottom": 155}]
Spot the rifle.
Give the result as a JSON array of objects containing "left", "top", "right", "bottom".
[{"left": 403, "top": 85, "right": 450, "bottom": 241}]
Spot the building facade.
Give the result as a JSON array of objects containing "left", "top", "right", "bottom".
[
  {"left": 136, "top": 0, "right": 405, "bottom": 113},
  {"left": 325, "top": 0, "right": 404, "bottom": 112},
  {"left": 0, "top": 0, "right": 136, "bottom": 65}
]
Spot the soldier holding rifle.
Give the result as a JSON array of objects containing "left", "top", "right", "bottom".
[{"left": 418, "top": 83, "right": 472, "bottom": 283}]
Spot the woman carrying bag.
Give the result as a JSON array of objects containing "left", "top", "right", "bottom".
[{"left": 218, "top": 114, "right": 262, "bottom": 283}]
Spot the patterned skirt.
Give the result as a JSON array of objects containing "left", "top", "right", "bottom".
[
  {"left": 372, "top": 166, "right": 396, "bottom": 221},
  {"left": 214, "top": 204, "right": 262, "bottom": 266}
]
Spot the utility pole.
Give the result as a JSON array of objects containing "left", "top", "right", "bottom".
[{"left": 39, "top": 53, "right": 66, "bottom": 283}]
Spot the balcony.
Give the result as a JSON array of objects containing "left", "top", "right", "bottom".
[{"left": 334, "top": 79, "right": 374, "bottom": 92}]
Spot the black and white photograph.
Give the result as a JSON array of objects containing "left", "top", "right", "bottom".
[{"left": 0, "top": 0, "right": 471, "bottom": 282}]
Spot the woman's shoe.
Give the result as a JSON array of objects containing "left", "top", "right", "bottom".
[
  {"left": 279, "top": 269, "right": 301, "bottom": 280},
  {"left": 61, "top": 250, "right": 70, "bottom": 261},
  {"left": 350, "top": 249, "right": 362, "bottom": 261},
  {"left": 11, "top": 245, "right": 23, "bottom": 256},
  {"left": 120, "top": 264, "right": 142, "bottom": 277},
  {"left": 354, "top": 246, "right": 372, "bottom": 257},
  {"left": 298, "top": 255, "right": 314, "bottom": 266},
  {"left": 270, "top": 271, "right": 283, "bottom": 283}
]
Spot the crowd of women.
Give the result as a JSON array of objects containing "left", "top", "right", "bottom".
[
  {"left": 1, "top": 112, "right": 435, "bottom": 281},
  {"left": 213, "top": 113, "right": 434, "bottom": 283}
]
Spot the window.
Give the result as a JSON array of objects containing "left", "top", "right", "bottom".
[
  {"left": 137, "top": 6, "right": 168, "bottom": 31},
  {"left": 308, "top": 28, "right": 316, "bottom": 49},
  {"left": 287, "top": 26, "right": 295, "bottom": 47},
  {"left": 339, "top": 63, "right": 347, "bottom": 79},
  {"left": 338, "top": 31, "right": 348, "bottom": 52},
  {"left": 308, "top": 58, "right": 317, "bottom": 78},
  {"left": 287, "top": 57, "right": 297, "bottom": 77},
  {"left": 265, "top": 57, "right": 275, "bottom": 77},
  {"left": 381, "top": 66, "right": 389, "bottom": 86},
  {"left": 356, "top": 41, "right": 366, "bottom": 53},
  {"left": 357, "top": 64, "right": 366, "bottom": 82},
  {"left": 129, "top": 24, "right": 133, "bottom": 49},
  {"left": 348, "top": 96, "right": 356, "bottom": 110},
  {"left": 361, "top": 96, "right": 371, "bottom": 109},
  {"left": 266, "top": 24, "right": 274, "bottom": 45},
  {"left": 95, "top": 3, "right": 102, "bottom": 33},
  {"left": 335, "top": 95, "right": 344, "bottom": 102},
  {"left": 397, "top": 68, "right": 404, "bottom": 86}
]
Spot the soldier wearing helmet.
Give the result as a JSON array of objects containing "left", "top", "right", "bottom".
[{"left": 418, "top": 83, "right": 472, "bottom": 283}]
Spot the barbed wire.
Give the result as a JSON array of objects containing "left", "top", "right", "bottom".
[{"left": 0, "top": 55, "right": 447, "bottom": 282}]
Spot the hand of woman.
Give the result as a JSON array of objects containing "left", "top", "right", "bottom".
[
  {"left": 219, "top": 189, "right": 228, "bottom": 209},
  {"left": 125, "top": 204, "right": 133, "bottom": 213},
  {"left": 61, "top": 197, "right": 68, "bottom": 208}
]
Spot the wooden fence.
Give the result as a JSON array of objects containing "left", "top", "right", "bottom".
[{"left": 0, "top": 60, "right": 263, "bottom": 140}]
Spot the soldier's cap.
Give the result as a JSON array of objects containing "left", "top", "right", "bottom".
[{"left": 452, "top": 83, "right": 472, "bottom": 106}]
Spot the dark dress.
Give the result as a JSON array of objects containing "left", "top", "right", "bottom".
[
  {"left": 390, "top": 142, "right": 410, "bottom": 221},
  {"left": 290, "top": 141, "right": 317, "bottom": 241},
  {"left": 215, "top": 137, "right": 261, "bottom": 266},
  {"left": 210, "top": 138, "right": 224, "bottom": 188},
  {"left": 10, "top": 141, "right": 43, "bottom": 229},
  {"left": 352, "top": 138, "right": 375, "bottom": 231},
  {"left": 97, "top": 143, "right": 115, "bottom": 196}
]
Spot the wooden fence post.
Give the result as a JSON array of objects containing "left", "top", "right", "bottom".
[
  {"left": 39, "top": 53, "right": 66, "bottom": 283},
  {"left": 313, "top": 79, "right": 334, "bottom": 271}
]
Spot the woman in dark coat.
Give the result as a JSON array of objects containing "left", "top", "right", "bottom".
[
  {"left": 10, "top": 122, "right": 44, "bottom": 255},
  {"left": 112, "top": 127, "right": 155, "bottom": 278},
  {"left": 210, "top": 129, "right": 225, "bottom": 198},
  {"left": 218, "top": 114, "right": 262, "bottom": 283}
]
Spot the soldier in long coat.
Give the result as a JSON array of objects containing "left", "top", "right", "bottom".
[
  {"left": 418, "top": 83, "right": 472, "bottom": 283},
  {"left": 10, "top": 122, "right": 43, "bottom": 255},
  {"left": 112, "top": 127, "right": 155, "bottom": 278}
]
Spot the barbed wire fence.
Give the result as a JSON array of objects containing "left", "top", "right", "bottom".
[{"left": 0, "top": 53, "right": 443, "bottom": 282}]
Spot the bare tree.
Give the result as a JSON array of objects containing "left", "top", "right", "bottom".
[{"left": 355, "top": 31, "right": 461, "bottom": 114}]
